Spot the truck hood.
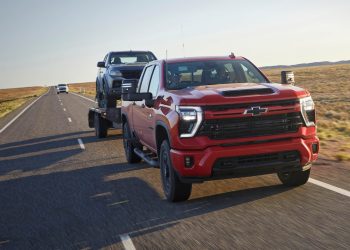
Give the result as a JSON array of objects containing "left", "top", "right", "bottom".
[
  {"left": 168, "top": 82, "right": 309, "bottom": 106},
  {"left": 108, "top": 63, "right": 146, "bottom": 72}
]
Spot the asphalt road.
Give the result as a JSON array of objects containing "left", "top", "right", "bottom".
[{"left": 1, "top": 87, "right": 350, "bottom": 249}]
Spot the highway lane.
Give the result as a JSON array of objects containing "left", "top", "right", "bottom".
[{"left": 1, "top": 87, "right": 350, "bottom": 249}]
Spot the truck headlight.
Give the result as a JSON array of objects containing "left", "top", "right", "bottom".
[
  {"left": 109, "top": 69, "right": 123, "bottom": 77},
  {"left": 176, "top": 106, "right": 203, "bottom": 138},
  {"left": 300, "top": 96, "right": 316, "bottom": 126}
]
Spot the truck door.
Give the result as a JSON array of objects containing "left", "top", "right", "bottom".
[
  {"left": 142, "top": 65, "right": 160, "bottom": 150},
  {"left": 132, "top": 65, "right": 155, "bottom": 143}
]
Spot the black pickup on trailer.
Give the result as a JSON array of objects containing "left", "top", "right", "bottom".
[
  {"left": 95, "top": 51, "right": 157, "bottom": 109},
  {"left": 89, "top": 50, "right": 157, "bottom": 137}
]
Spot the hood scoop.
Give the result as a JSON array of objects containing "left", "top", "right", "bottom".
[{"left": 221, "top": 88, "right": 274, "bottom": 97}]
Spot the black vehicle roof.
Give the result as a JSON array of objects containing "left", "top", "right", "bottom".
[{"left": 109, "top": 51, "right": 153, "bottom": 54}]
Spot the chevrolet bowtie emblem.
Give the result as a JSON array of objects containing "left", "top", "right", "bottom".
[{"left": 244, "top": 106, "right": 268, "bottom": 116}]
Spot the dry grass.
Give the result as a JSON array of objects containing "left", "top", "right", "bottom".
[
  {"left": 68, "top": 82, "right": 96, "bottom": 98},
  {"left": 262, "top": 64, "right": 350, "bottom": 161},
  {"left": 0, "top": 86, "right": 48, "bottom": 118}
]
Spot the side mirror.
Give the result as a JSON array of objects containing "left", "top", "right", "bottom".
[
  {"left": 123, "top": 92, "right": 153, "bottom": 102},
  {"left": 281, "top": 71, "right": 295, "bottom": 85},
  {"left": 97, "top": 61, "right": 106, "bottom": 68},
  {"left": 122, "top": 79, "right": 139, "bottom": 95}
]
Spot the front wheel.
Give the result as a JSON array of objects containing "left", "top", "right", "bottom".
[
  {"left": 277, "top": 168, "right": 310, "bottom": 186},
  {"left": 160, "top": 140, "right": 192, "bottom": 202}
]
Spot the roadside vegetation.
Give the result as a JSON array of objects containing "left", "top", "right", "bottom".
[
  {"left": 68, "top": 82, "right": 96, "bottom": 98},
  {"left": 0, "top": 87, "right": 48, "bottom": 118},
  {"left": 262, "top": 64, "right": 350, "bottom": 161}
]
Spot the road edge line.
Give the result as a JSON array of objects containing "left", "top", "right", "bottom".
[
  {"left": 0, "top": 87, "right": 50, "bottom": 134},
  {"left": 70, "top": 92, "right": 96, "bottom": 103},
  {"left": 309, "top": 178, "right": 350, "bottom": 197},
  {"left": 120, "top": 234, "right": 136, "bottom": 250}
]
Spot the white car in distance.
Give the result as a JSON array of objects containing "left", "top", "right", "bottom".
[{"left": 57, "top": 84, "right": 69, "bottom": 94}]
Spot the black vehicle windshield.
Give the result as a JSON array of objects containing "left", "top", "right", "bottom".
[
  {"left": 58, "top": 84, "right": 67, "bottom": 87},
  {"left": 166, "top": 59, "right": 268, "bottom": 90},
  {"left": 109, "top": 52, "right": 156, "bottom": 65}
]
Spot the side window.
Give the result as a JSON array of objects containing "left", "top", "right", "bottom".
[
  {"left": 148, "top": 65, "right": 160, "bottom": 97},
  {"left": 139, "top": 65, "right": 154, "bottom": 93}
]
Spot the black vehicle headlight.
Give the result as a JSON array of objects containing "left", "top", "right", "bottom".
[
  {"left": 300, "top": 96, "right": 316, "bottom": 126},
  {"left": 176, "top": 106, "right": 203, "bottom": 138},
  {"left": 109, "top": 69, "right": 122, "bottom": 77}
]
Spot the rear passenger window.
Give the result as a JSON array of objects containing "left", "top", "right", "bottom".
[
  {"left": 139, "top": 65, "right": 154, "bottom": 93},
  {"left": 148, "top": 65, "right": 160, "bottom": 97}
]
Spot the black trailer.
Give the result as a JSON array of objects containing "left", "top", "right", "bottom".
[
  {"left": 88, "top": 79, "right": 139, "bottom": 138},
  {"left": 88, "top": 107, "right": 122, "bottom": 138}
]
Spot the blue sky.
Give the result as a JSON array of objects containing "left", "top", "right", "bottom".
[{"left": 0, "top": 0, "right": 349, "bottom": 88}]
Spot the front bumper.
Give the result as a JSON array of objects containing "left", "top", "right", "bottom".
[{"left": 170, "top": 137, "right": 319, "bottom": 182}]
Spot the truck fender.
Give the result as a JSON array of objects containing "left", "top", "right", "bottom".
[{"left": 155, "top": 121, "right": 173, "bottom": 155}]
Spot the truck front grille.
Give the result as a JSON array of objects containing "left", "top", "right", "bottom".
[
  {"left": 198, "top": 112, "right": 303, "bottom": 140},
  {"left": 212, "top": 151, "right": 300, "bottom": 177},
  {"left": 203, "top": 99, "right": 298, "bottom": 111},
  {"left": 121, "top": 70, "right": 142, "bottom": 79}
]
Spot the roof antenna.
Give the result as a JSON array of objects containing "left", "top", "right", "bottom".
[
  {"left": 181, "top": 25, "right": 185, "bottom": 57},
  {"left": 165, "top": 49, "right": 168, "bottom": 60},
  {"left": 229, "top": 52, "right": 235, "bottom": 58}
]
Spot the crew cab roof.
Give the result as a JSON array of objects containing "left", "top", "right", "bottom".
[
  {"left": 109, "top": 50, "right": 154, "bottom": 54},
  {"left": 165, "top": 56, "right": 245, "bottom": 63}
]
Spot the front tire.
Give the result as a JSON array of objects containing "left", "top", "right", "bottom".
[
  {"left": 160, "top": 140, "right": 192, "bottom": 202},
  {"left": 278, "top": 168, "right": 310, "bottom": 186},
  {"left": 122, "top": 122, "right": 141, "bottom": 163}
]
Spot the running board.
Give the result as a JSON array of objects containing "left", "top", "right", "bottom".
[{"left": 134, "top": 148, "right": 159, "bottom": 167}]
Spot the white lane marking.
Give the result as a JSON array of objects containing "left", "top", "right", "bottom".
[
  {"left": 70, "top": 92, "right": 96, "bottom": 103},
  {"left": 63, "top": 108, "right": 66, "bottom": 111},
  {"left": 120, "top": 234, "right": 136, "bottom": 250},
  {"left": 60, "top": 103, "right": 63, "bottom": 106},
  {"left": 309, "top": 178, "right": 350, "bottom": 198},
  {"left": 0, "top": 87, "right": 50, "bottom": 134},
  {"left": 68, "top": 117, "right": 72, "bottom": 123},
  {"left": 77, "top": 138, "right": 85, "bottom": 150}
]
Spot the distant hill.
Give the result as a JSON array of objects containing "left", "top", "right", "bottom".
[{"left": 261, "top": 60, "right": 350, "bottom": 69}]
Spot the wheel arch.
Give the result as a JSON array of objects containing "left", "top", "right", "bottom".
[{"left": 155, "top": 121, "right": 172, "bottom": 156}]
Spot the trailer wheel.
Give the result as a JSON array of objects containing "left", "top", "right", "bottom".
[
  {"left": 94, "top": 113, "right": 108, "bottom": 138},
  {"left": 122, "top": 122, "right": 141, "bottom": 163}
]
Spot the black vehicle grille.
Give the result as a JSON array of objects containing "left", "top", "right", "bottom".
[
  {"left": 112, "top": 80, "right": 123, "bottom": 88},
  {"left": 198, "top": 112, "right": 303, "bottom": 140},
  {"left": 121, "top": 70, "right": 142, "bottom": 79},
  {"left": 212, "top": 151, "right": 300, "bottom": 177},
  {"left": 203, "top": 99, "right": 298, "bottom": 111}
]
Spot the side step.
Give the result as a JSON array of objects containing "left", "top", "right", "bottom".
[{"left": 134, "top": 148, "right": 159, "bottom": 167}]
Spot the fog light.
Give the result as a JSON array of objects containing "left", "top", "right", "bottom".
[
  {"left": 312, "top": 143, "right": 319, "bottom": 154},
  {"left": 184, "top": 156, "right": 194, "bottom": 168}
]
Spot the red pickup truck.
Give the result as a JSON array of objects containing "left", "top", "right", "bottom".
[{"left": 121, "top": 55, "right": 319, "bottom": 202}]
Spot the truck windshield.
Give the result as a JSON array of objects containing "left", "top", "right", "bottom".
[
  {"left": 166, "top": 59, "right": 268, "bottom": 90},
  {"left": 109, "top": 52, "right": 156, "bottom": 65}
]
